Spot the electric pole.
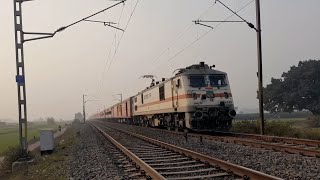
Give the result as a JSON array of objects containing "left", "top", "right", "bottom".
[
  {"left": 255, "top": 0, "right": 265, "bottom": 135},
  {"left": 193, "top": 0, "right": 265, "bottom": 135},
  {"left": 104, "top": 105, "right": 107, "bottom": 120},
  {"left": 12, "top": 0, "right": 124, "bottom": 157},
  {"left": 83, "top": 94, "right": 87, "bottom": 123},
  {"left": 14, "top": 0, "right": 28, "bottom": 157}
]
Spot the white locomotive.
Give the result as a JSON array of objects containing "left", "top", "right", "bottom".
[{"left": 91, "top": 62, "right": 236, "bottom": 131}]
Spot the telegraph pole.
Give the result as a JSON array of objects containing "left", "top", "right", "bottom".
[{"left": 255, "top": 0, "right": 265, "bottom": 135}]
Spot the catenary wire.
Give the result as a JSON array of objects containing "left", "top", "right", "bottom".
[
  {"left": 167, "top": 0, "right": 255, "bottom": 62},
  {"left": 96, "top": 3, "right": 125, "bottom": 97}
]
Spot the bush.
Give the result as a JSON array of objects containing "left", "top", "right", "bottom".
[
  {"left": 231, "top": 120, "right": 260, "bottom": 134},
  {"left": 231, "top": 120, "right": 320, "bottom": 140},
  {"left": 301, "top": 128, "right": 320, "bottom": 140},
  {"left": 232, "top": 120, "right": 301, "bottom": 137},
  {"left": 0, "top": 146, "right": 21, "bottom": 174},
  {"left": 0, "top": 146, "right": 34, "bottom": 175}
]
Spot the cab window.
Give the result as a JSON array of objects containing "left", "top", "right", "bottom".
[
  {"left": 209, "top": 75, "right": 226, "bottom": 87},
  {"left": 189, "top": 75, "right": 205, "bottom": 87}
]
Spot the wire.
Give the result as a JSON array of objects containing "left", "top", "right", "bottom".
[
  {"left": 215, "top": 0, "right": 256, "bottom": 31},
  {"left": 96, "top": 0, "right": 140, "bottom": 98},
  {"left": 106, "top": 0, "right": 140, "bottom": 73},
  {"left": 167, "top": 0, "right": 255, "bottom": 62},
  {"left": 55, "top": 1, "right": 125, "bottom": 33},
  {"left": 150, "top": 1, "right": 218, "bottom": 64},
  {"left": 96, "top": 3, "right": 125, "bottom": 97},
  {"left": 116, "top": 1, "right": 220, "bottom": 93}
]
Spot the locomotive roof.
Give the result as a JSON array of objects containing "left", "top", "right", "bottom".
[{"left": 138, "top": 62, "right": 227, "bottom": 94}]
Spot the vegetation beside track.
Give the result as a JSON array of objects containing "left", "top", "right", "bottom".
[
  {"left": 232, "top": 118, "right": 320, "bottom": 140},
  {"left": 0, "top": 124, "right": 77, "bottom": 180},
  {"left": 0, "top": 122, "right": 67, "bottom": 155}
]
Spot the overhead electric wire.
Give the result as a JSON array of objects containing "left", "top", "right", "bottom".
[
  {"left": 119, "top": 2, "right": 220, "bottom": 95},
  {"left": 95, "top": 0, "right": 140, "bottom": 98},
  {"left": 106, "top": 0, "right": 140, "bottom": 73},
  {"left": 215, "top": 0, "right": 256, "bottom": 31},
  {"left": 150, "top": 1, "right": 218, "bottom": 64},
  {"left": 96, "top": 3, "right": 125, "bottom": 97},
  {"left": 167, "top": 0, "right": 255, "bottom": 62},
  {"left": 55, "top": 1, "right": 125, "bottom": 34}
]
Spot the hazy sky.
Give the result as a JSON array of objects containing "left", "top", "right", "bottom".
[{"left": 1, "top": 0, "right": 320, "bottom": 121}]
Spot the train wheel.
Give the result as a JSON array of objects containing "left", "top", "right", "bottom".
[{"left": 174, "top": 127, "right": 179, "bottom": 132}]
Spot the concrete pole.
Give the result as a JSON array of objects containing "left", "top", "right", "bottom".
[{"left": 255, "top": 0, "right": 265, "bottom": 135}]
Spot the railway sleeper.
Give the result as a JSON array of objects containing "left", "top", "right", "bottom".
[
  {"left": 136, "top": 152, "right": 177, "bottom": 158},
  {"left": 166, "top": 172, "right": 232, "bottom": 180},
  {"left": 149, "top": 160, "right": 199, "bottom": 167},
  {"left": 144, "top": 157, "right": 190, "bottom": 164},
  {"left": 154, "top": 163, "right": 207, "bottom": 171},
  {"left": 160, "top": 167, "right": 219, "bottom": 176},
  {"left": 140, "top": 154, "right": 183, "bottom": 160}
]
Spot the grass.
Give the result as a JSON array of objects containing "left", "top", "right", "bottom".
[
  {"left": 0, "top": 123, "right": 65, "bottom": 155},
  {"left": 1, "top": 124, "right": 77, "bottom": 179},
  {"left": 232, "top": 118, "right": 320, "bottom": 140}
]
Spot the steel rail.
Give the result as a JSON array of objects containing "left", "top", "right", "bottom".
[
  {"left": 216, "top": 131, "right": 320, "bottom": 147},
  {"left": 100, "top": 122, "right": 320, "bottom": 157},
  {"left": 95, "top": 122, "right": 282, "bottom": 180},
  {"left": 158, "top": 129, "right": 320, "bottom": 157},
  {"left": 90, "top": 123, "right": 166, "bottom": 180},
  {"left": 203, "top": 136, "right": 320, "bottom": 157}
]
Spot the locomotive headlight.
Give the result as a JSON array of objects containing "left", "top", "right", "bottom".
[
  {"left": 193, "top": 93, "right": 198, "bottom": 99},
  {"left": 228, "top": 110, "right": 236, "bottom": 117},
  {"left": 224, "top": 92, "right": 229, "bottom": 98},
  {"left": 208, "top": 111, "right": 215, "bottom": 118},
  {"left": 193, "top": 111, "right": 203, "bottom": 119},
  {"left": 201, "top": 94, "right": 206, "bottom": 100}
]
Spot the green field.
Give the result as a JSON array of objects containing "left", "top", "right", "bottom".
[
  {"left": 232, "top": 118, "right": 320, "bottom": 140},
  {"left": 0, "top": 123, "right": 65, "bottom": 155}
]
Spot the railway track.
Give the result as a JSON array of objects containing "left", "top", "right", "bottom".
[
  {"left": 204, "top": 131, "right": 320, "bottom": 157},
  {"left": 91, "top": 122, "right": 281, "bottom": 180},
  {"left": 98, "top": 121, "right": 320, "bottom": 157}
]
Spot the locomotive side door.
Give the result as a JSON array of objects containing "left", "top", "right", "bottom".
[{"left": 171, "top": 79, "right": 179, "bottom": 110}]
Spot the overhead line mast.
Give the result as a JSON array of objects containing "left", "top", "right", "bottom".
[
  {"left": 13, "top": 0, "right": 125, "bottom": 157},
  {"left": 194, "top": 0, "right": 265, "bottom": 135}
]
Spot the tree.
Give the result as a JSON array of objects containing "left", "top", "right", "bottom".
[
  {"left": 47, "top": 117, "right": 56, "bottom": 125},
  {"left": 264, "top": 60, "right": 320, "bottom": 116}
]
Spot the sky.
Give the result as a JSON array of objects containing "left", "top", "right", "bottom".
[{"left": 1, "top": 0, "right": 320, "bottom": 121}]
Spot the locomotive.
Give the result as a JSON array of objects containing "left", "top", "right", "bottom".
[{"left": 91, "top": 62, "right": 236, "bottom": 131}]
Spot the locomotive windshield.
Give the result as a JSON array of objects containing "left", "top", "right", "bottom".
[
  {"left": 209, "top": 75, "right": 226, "bottom": 87},
  {"left": 189, "top": 75, "right": 206, "bottom": 87},
  {"left": 189, "top": 74, "right": 226, "bottom": 87}
]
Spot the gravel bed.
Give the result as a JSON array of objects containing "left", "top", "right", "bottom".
[
  {"left": 103, "top": 122, "right": 320, "bottom": 180},
  {"left": 69, "top": 124, "right": 125, "bottom": 180},
  {"left": 99, "top": 125, "right": 237, "bottom": 180}
]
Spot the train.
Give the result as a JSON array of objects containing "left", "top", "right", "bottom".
[{"left": 90, "top": 62, "right": 236, "bottom": 131}]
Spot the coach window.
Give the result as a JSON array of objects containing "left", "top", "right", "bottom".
[
  {"left": 141, "top": 93, "right": 144, "bottom": 104},
  {"left": 159, "top": 85, "right": 165, "bottom": 101}
]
